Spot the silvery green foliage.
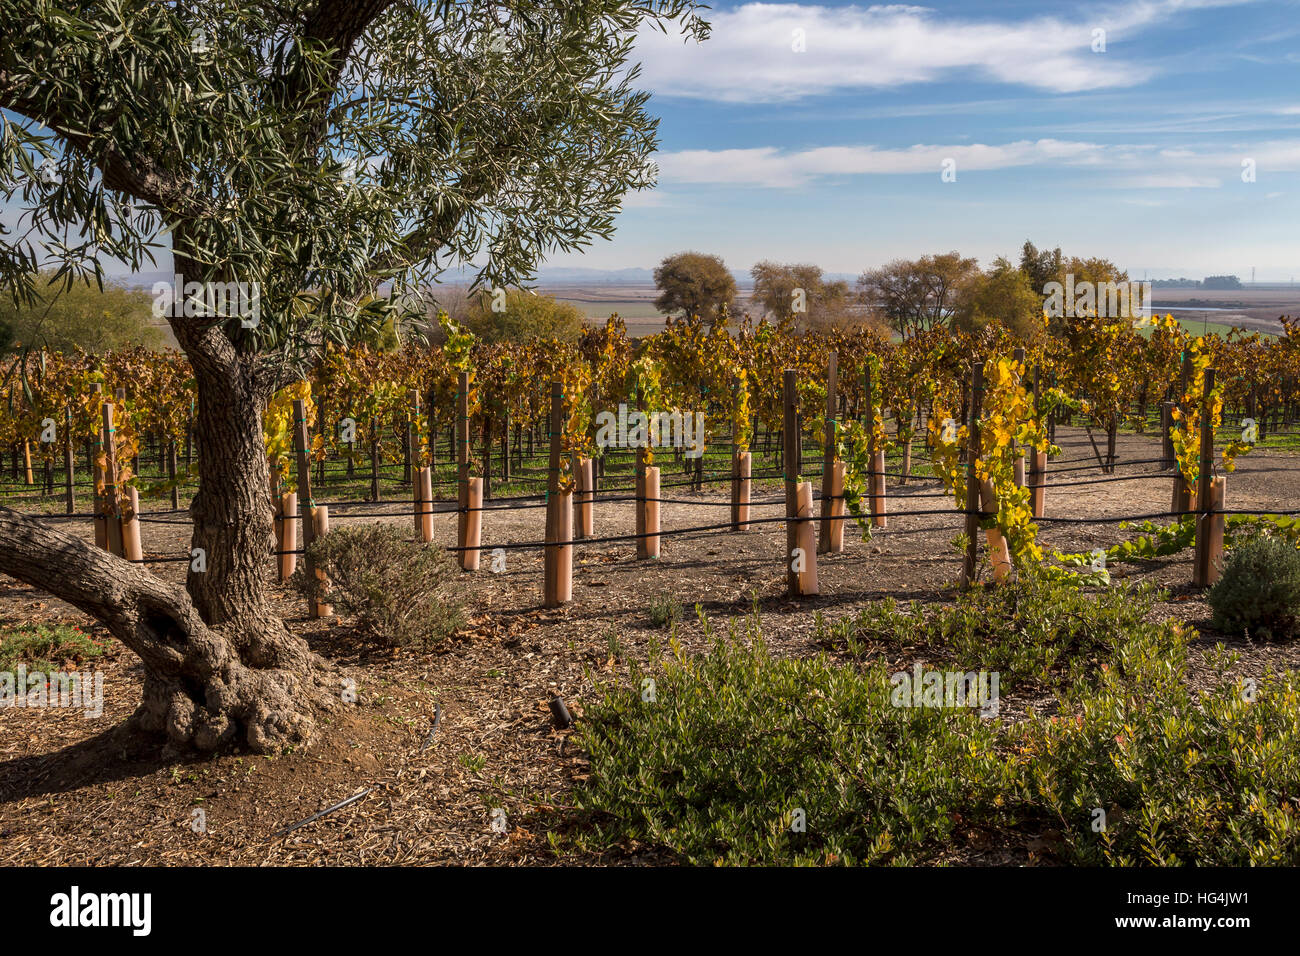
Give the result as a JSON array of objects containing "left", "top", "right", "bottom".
[{"left": 0, "top": 0, "right": 708, "bottom": 376}]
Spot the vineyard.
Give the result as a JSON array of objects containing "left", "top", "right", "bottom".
[
  {"left": 3, "top": 311, "right": 1300, "bottom": 591},
  {"left": 7, "top": 309, "right": 1300, "bottom": 867}
]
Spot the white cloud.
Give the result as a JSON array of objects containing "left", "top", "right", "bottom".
[
  {"left": 653, "top": 137, "right": 1300, "bottom": 188},
  {"left": 619, "top": 189, "right": 670, "bottom": 208},
  {"left": 657, "top": 139, "right": 1108, "bottom": 185},
  {"left": 633, "top": 1, "right": 1253, "bottom": 101},
  {"left": 1109, "top": 174, "right": 1222, "bottom": 188}
]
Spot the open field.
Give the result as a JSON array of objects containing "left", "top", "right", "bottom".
[
  {"left": 547, "top": 283, "right": 1300, "bottom": 339},
  {"left": 1151, "top": 287, "right": 1300, "bottom": 336}
]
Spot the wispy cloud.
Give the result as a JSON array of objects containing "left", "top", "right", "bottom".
[
  {"left": 654, "top": 137, "right": 1300, "bottom": 187},
  {"left": 634, "top": 1, "right": 1253, "bottom": 101}
]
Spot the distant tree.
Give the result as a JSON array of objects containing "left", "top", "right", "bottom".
[
  {"left": 466, "top": 288, "right": 585, "bottom": 342},
  {"left": 0, "top": 269, "right": 162, "bottom": 353},
  {"left": 653, "top": 252, "right": 736, "bottom": 322},
  {"left": 750, "top": 260, "right": 851, "bottom": 329},
  {"left": 857, "top": 252, "right": 978, "bottom": 339},
  {"left": 1021, "top": 247, "right": 1145, "bottom": 332},
  {"left": 953, "top": 258, "right": 1042, "bottom": 338},
  {"left": 1019, "top": 240, "right": 1063, "bottom": 299},
  {"left": 1203, "top": 275, "right": 1243, "bottom": 290}
]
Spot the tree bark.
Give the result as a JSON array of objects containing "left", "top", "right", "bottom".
[
  {"left": 0, "top": 507, "right": 333, "bottom": 752},
  {"left": 0, "top": 255, "right": 332, "bottom": 753}
]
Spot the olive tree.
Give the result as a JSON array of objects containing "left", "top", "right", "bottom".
[{"left": 0, "top": 0, "right": 706, "bottom": 751}]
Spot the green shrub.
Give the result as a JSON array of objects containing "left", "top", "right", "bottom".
[
  {"left": 843, "top": 571, "right": 1171, "bottom": 689},
  {"left": 574, "top": 616, "right": 1010, "bottom": 865},
  {"left": 0, "top": 624, "right": 107, "bottom": 672},
  {"left": 1018, "top": 642, "right": 1300, "bottom": 865},
  {"left": 646, "top": 593, "right": 682, "bottom": 629},
  {"left": 566, "top": 582, "right": 1300, "bottom": 865},
  {"left": 295, "top": 524, "right": 464, "bottom": 648},
  {"left": 1208, "top": 534, "right": 1300, "bottom": 640}
]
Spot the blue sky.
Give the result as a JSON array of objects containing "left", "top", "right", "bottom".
[
  {"left": 6, "top": 1, "right": 1297, "bottom": 283},
  {"left": 556, "top": 0, "right": 1300, "bottom": 279}
]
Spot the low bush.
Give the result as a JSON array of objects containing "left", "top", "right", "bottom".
[
  {"left": 574, "top": 618, "right": 1010, "bottom": 865},
  {"left": 295, "top": 524, "right": 464, "bottom": 648},
  {"left": 841, "top": 571, "right": 1172, "bottom": 689},
  {"left": 1208, "top": 533, "right": 1300, "bottom": 640},
  {"left": 646, "top": 593, "right": 683, "bottom": 630},
  {"left": 0, "top": 624, "right": 106, "bottom": 672},
  {"left": 568, "top": 583, "right": 1300, "bottom": 865},
  {"left": 1016, "top": 640, "right": 1300, "bottom": 865}
]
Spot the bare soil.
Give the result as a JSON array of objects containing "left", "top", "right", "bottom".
[{"left": 3, "top": 425, "right": 1300, "bottom": 865}]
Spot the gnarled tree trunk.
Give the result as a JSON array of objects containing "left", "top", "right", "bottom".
[
  {"left": 0, "top": 268, "right": 336, "bottom": 752},
  {"left": 0, "top": 507, "right": 334, "bottom": 751}
]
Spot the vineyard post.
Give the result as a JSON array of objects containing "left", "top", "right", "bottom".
[
  {"left": 101, "top": 402, "right": 124, "bottom": 558},
  {"left": 21, "top": 438, "right": 32, "bottom": 485},
  {"left": 310, "top": 505, "right": 333, "bottom": 618},
  {"left": 413, "top": 462, "right": 426, "bottom": 534},
  {"left": 275, "top": 490, "right": 298, "bottom": 582},
  {"left": 1159, "top": 401, "right": 1175, "bottom": 470},
  {"left": 862, "top": 366, "right": 874, "bottom": 518},
  {"left": 544, "top": 381, "right": 573, "bottom": 604},
  {"left": 731, "top": 376, "right": 751, "bottom": 531},
  {"left": 863, "top": 365, "right": 887, "bottom": 528},
  {"left": 1193, "top": 368, "right": 1217, "bottom": 587},
  {"left": 635, "top": 386, "right": 649, "bottom": 559},
  {"left": 292, "top": 397, "right": 318, "bottom": 598},
  {"left": 1204, "top": 476, "right": 1226, "bottom": 587},
  {"left": 90, "top": 384, "right": 106, "bottom": 549},
  {"left": 462, "top": 475, "right": 483, "bottom": 571},
  {"left": 644, "top": 463, "right": 661, "bottom": 559},
  {"left": 482, "top": 414, "right": 492, "bottom": 502},
  {"left": 977, "top": 479, "right": 1011, "bottom": 583},
  {"left": 1172, "top": 470, "right": 1192, "bottom": 517},
  {"left": 961, "top": 362, "right": 984, "bottom": 588},
  {"left": 818, "top": 351, "right": 842, "bottom": 553},
  {"left": 63, "top": 405, "right": 74, "bottom": 514},
  {"left": 501, "top": 408, "right": 511, "bottom": 485},
  {"left": 402, "top": 391, "right": 413, "bottom": 485},
  {"left": 783, "top": 369, "right": 817, "bottom": 597},
  {"left": 795, "top": 480, "right": 819, "bottom": 595},
  {"left": 369, "top": 416, "right": 381, "bottom": 501},
  {"left": 418, "top": 467, "right": 434, "bottom": 543},
  {"left": 168, "top": 439, "right": 180, "bottom": 509},
  {"left": 829, "top": 461, "right": 846, "bottom": 551},
  {"left": 121, "top": 486, "right": 143, "bottom": 564},
  {"left": 1029, "top": 365, "right": 1046, "bottom": 517},
  {"left": 316, "top": 394, "right": 327, "bottom": 488},
  {"left": 1012, "top": 348, "right": 1026, "bottom": 489},
  {"left": 409, "top": 388, "right": 422, "bottom": 532},
  {"left": 456, "top": 371, "right": 475, "bottom": 570},
  {"left": 115, "top": 387, "right": 140, "bottom": 484},
  {"left": 576, "top": 456, "right": 594, "bottom": 539}
]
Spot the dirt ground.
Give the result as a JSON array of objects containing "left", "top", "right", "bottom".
[{"left": 3, "top": 425, "right": 1300, "bottom": 865}]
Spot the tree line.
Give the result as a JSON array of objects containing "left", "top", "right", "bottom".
[{"left": 650, "top": 241, "right": 1143, "bottom": 340}]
